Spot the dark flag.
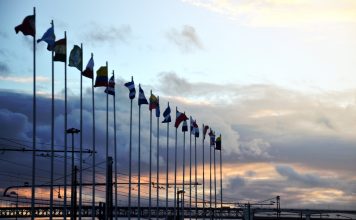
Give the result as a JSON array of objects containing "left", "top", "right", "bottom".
[
  {"left": 215, "top": 135, "right": 221, "bottom": 150},
  {"left": 138, "top": 85, "right": 148, "bottom": 105},
  {"left": 37, "top": 26, "right": 55, "bottom": 51},
  {"left": 82, "top": 56, "right": 94, "bottom": 78},
  {"left": 193, "top": 120, "right": 199, "bottom": 138},
  {"left": 209, "top": 129, "right": 215, "bottom": 146},
  {"left": 149, "top": 93, "right": 158, "bottom": 110},
  {"left": 156, "top": 98, "right": 160, "bottom": 118},
  {"left": 53, "top": 38, "right": 66, "bottom": 62},
  {"left": 162, "top": 105, "right": 171, "bottom": 123},
  {"left": 124, "top": 78, "right": 136, "bottom": 99},
  {"left": 15, "top": 15, "right": 35, "bottom": 37},
  {"left": 94, "top": 66, "right": 108, "bottom": 87},
  {"left": 175, "top": 109, "right": 188, "bottom": 128},
  {"left": 182, "top": 120, "right": 188, "bottom": 132},
  {"left": 104, "top": 74, "right": 115, "bottom": 96},
  {"left": 203, "top": 125, "right": 209, "bottom": 140},
  {"left": 68, "top": 45, "right": 82, "bottom": 71}
]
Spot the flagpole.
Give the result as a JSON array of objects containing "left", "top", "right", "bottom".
[
  {"left": 113, "top": 71, "right": 118, "bottom": 220},
  {"left": 156, "top": 96, "right": 160, "bottom": 220},
  {"left": 194, "top": 134, "right": 197, "bottom": 219},
  {"left": 210, "top": 135, "right": 212, "bottom": 219},
  {"left": 63, "top": 31, "right": 68, "bottom": 220},
  {"left": 149, "top": 91, "right": 153, "bottom": 220},
  {"left": 31, "top": 7, "right": 36, "bottom": 220},
  {"left": 183, "top": 121, "right": 186, "bottom": 220},
  {"left": 79, "top": 43, "right": 83, "bottom": 220},
  {"left": 220, "top": 135, "right": 223, "bottom": 210},
  {"left": 105, "top": 61, "right": 109, "bottom": 220},
  {"left": 91, "top": 53, "right": 96, "bottom": 220},
  {"left": 50, "top": 19, "right": 54, "bottom": 220},
  {"left": 202, "top": 124, "right": 205, "bottom": 220},
  {"left": 214, "top": 146, "right": 217, "bottom": 212},
  {"left": 189, "top": 118, "right": 192, "bottom": 220},
  {"left": 165, "top": 102, "right": 170, "bottom": 220},
  {"left": 174, "top": 107, "right": 177, "bottom": 220},
  {"left": 128, "top": 76, "right": 133, "bottom": 220},
  {"left": 138, "top": 84, "right": 142, "bottom": 220}
]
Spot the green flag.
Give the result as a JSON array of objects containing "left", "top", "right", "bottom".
[{"left": 68, "top": 45, "right": 82, "bottom": 71}]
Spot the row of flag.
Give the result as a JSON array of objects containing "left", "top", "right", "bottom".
[{"left": 15, "top": 13, "right": 222, "bottom": 150}]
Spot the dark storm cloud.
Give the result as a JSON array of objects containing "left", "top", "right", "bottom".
[
  {"left": 85, "top": 24, "right": 132, "bottom": 45},
  {"left": 166, "top": 25, "right": 203, "bottom": 53}
]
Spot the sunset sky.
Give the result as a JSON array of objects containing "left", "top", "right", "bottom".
[{"left": 0, "top": 0, "right": 356, "bottom": 210}]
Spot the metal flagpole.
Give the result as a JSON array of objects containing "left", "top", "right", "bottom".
[
  {"left": 165, "top": 102, "right": 170, "bottom": 220},
  {"left": 156, "top": 96, "right": 160, "bottom": 220},
  {"left": 220, "top": 135, "right": 223, "bottom": 210},
  {"left": 79, "top": 43, "right": 83, "bottom": 220},
  {"left": 202, "top": 124, "right": 205, "bottom": 220},
  {"left": 174, "top": 106, "right": 177, "bottom": 220},
  {"left": 214, "top": 146, "right": 217, "bottom": 211},
  {"left": 182, "top": 118, "right": 186, "bottom": 219},
  {"left": 210, "top": 135, "right": 212, "bottom": 219},
  {"left": 105, "top": 61, "right": 109, "bottom": 220},
  {"left": 149, "top": 91, "right": 153, "bottom": 220},
  {"left": 113, "top": 71, "right": 118, "bottom": 220},
  {"left": 63, "top": 31, "right": 68, "bottom": 220},
  {"left": 31, "top": 8, "right": 36, "bottom": 219},
  {"left": 50, "top": 19, "right": 54, "bottom": 220},
  {"left": 128, "top": 94, "right": 133, "bottom": 220},
  {"left": 138, "top": 84, "right": 142, "bottom": 220},
  {"left": 189, "top": 118, "right": 192, "bottom": 220},
  {"left": 194, "top": 133, "right": 197, "bottom": 219},
  {"left": 91, "top": 53, "right": 96, "bottom": 220}
]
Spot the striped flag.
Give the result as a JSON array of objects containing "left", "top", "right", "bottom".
[
  {"left": 193, "top": 120, "right": 199, "bottom": 138},
  {"left": 138, "top": 84, "right": 148, "bottom": 105},
  {"left": 155, "top": 98, "right": 160, "bottom": 118},
  {"left": 82, "top": 56, "right": 94, "bottom": 79},
  {"left": 149, "top": 93, "right": 158, "bottom": 110},
  {"left": 104, "top": 74, "right": 115, "bottom": 96},
  {"left": 94, "top": 66, "right": 108, "bottom": 87},
  {"left": 162, "top": 105, "right": 171, "bottom": 123},
  {"left": 182, "top": 120, "right": 188, "bottom": 132},
  {"left": 209, "top": 129, "right": 215, "bottom": 146},
  {"left": 53, "top": 38, "right": 66, "bottom": 62},
  {"left": 124, "top": 78, "right": 136, "bottom": 99},
  {"left": 175, "top": 109, "right": 188, "bottom": 128}
]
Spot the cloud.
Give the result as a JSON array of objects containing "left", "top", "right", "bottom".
[
  {"left": 84, "top": 24, "right": 132, "bottom": 45},
  {"left": 166, "top": 25, "right": 203, "bottom": 52},
  {"left": 182, "top": 0, "right": 356, "bottom": 27},
  {"left": 0, "top": 75, "right": 49, "bottom": 83}
]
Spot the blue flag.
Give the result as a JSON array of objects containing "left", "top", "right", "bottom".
[
  {"left": 156, "top": 99, "right": 160, "bottom": 118},
  {"left": 104, "top": 74, "right": 115, "bottom": 96},
  {"left": 138, "top": 84, "right": 148, "bottom": 105},
  {"left": 37, "top": 26, "right": 55, "bottom": 51},
  {"left": 162, "top": 105, "right": 171, "bottom": 123},
  {"left": 124, "top": 78, "right": 136, "bottom": 99}
]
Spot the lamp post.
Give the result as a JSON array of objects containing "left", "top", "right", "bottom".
[
  {"left": 9, "top": 191, "right": 18, "bottom": 220},
  {"left": 66, "top": 128, "right": 80, "bottom": 220}
]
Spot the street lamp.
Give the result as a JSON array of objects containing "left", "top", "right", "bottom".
[
  {"left": 9, "top": 191, "right": 18, "bottom": 220},
  {"left": 66, "top": 127, "right": 80, "bottom": 220}
]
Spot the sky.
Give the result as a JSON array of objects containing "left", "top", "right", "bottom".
[{"left": 0, "top": 0, "right": 356, "bottom": 211}]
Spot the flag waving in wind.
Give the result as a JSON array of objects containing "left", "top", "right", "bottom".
[
  {"left": 105, "top": 74, "right": 115, "bottom": 96},
  {"left": 94, "top": 66, "right": 108, "bottom": 87},
  {"left": 175, "top": 109, "right": 188, "bottom": 128},
  {"left": 215, "top": 135, "right": 221, "bottom": 150},
  {"left": 162, "top": 105, "right": 171, "bottom": 123},
  {"left": 155, "top": 97, "right": 160, "bottom": 118},
  {"left": 37, "top": 26, "right": 55, "bottom": 51},
  {"left": 182, "top": 120, "right": 188, "bottom": 132},
  {"left": 53, "top": 38, "right": 66, "bottom": 62},
  {"left": 82, "top": 56, "right": 94, "bottom": 78},
  {"left": 149, "top": 93, "right": 158, "bottom": 110},
  {"left": 203, "top": 125, "right": 209, "bottom": 140},
  {"left": 124, "top": 77, "right": 136, "bottom": 99},
  {"left": 193, "top": 120, "right": 199, "bottom": 138},
  {"left": 15, "top": 15, "right": 35, "bottom": 37},
  {"left": 138, "top": 84, "right": 148, "bottom": 105},
  {"left": 209, "top": 129, "right": 215, "bottom": 146},
  {"left": 68, "top": 45, "right": 82, "bottom": 71}
]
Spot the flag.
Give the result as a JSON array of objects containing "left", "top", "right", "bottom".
[
  {"left": 53, "top": 38, "right": 66, "bottom": 62},
  {"left": 209, "top": 129, "right": 215, "bottom": 146},
  {"left": 155, "top": 98, "right": 160, "bottom": 118},
  {"left": 203, "top": 125, "right": 209, "bottom": 140},
  {"left": 190, "top": 116, "right": 194, "bottom": 134},
  {"left": 182, "top": 120, "right": 188, "bottom": 132},
  {"left": 37, "top": 26, "right": 55, "bottom": 51},
  {"left": 193, "top": 120, "right": 199, "bottom": 138},
  {"left": 124, "top": 78, "right": 136, "bottom": 99},
  {"left": 94, "top": 66, "right": 108, "bottom": 87},
  {"left": 104, "top": 74, "right": 115, "bottom": 96},
  {"left": 68, "top": 45, "right": 82, "bottom": 71},
  {"left": 82, "top": 56, "right": 94, "bottom": 79},
  {"left": 162, "top": 105, "right": 171, "bottom": 123},
  {"left": 138, "top": 85, "right": 148, "bottom": 105},
  {"left": 149, "top": 93, "right": 158, "bottom": 110},
  {"left": 15, "top": 15, "right": 35, "bottom": 37},
  {"left": 175, "top": 109, "right": 188, "bottom": 128},
  {"left": 215, "top": 135, "right": 221, "bottom": 150}
]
